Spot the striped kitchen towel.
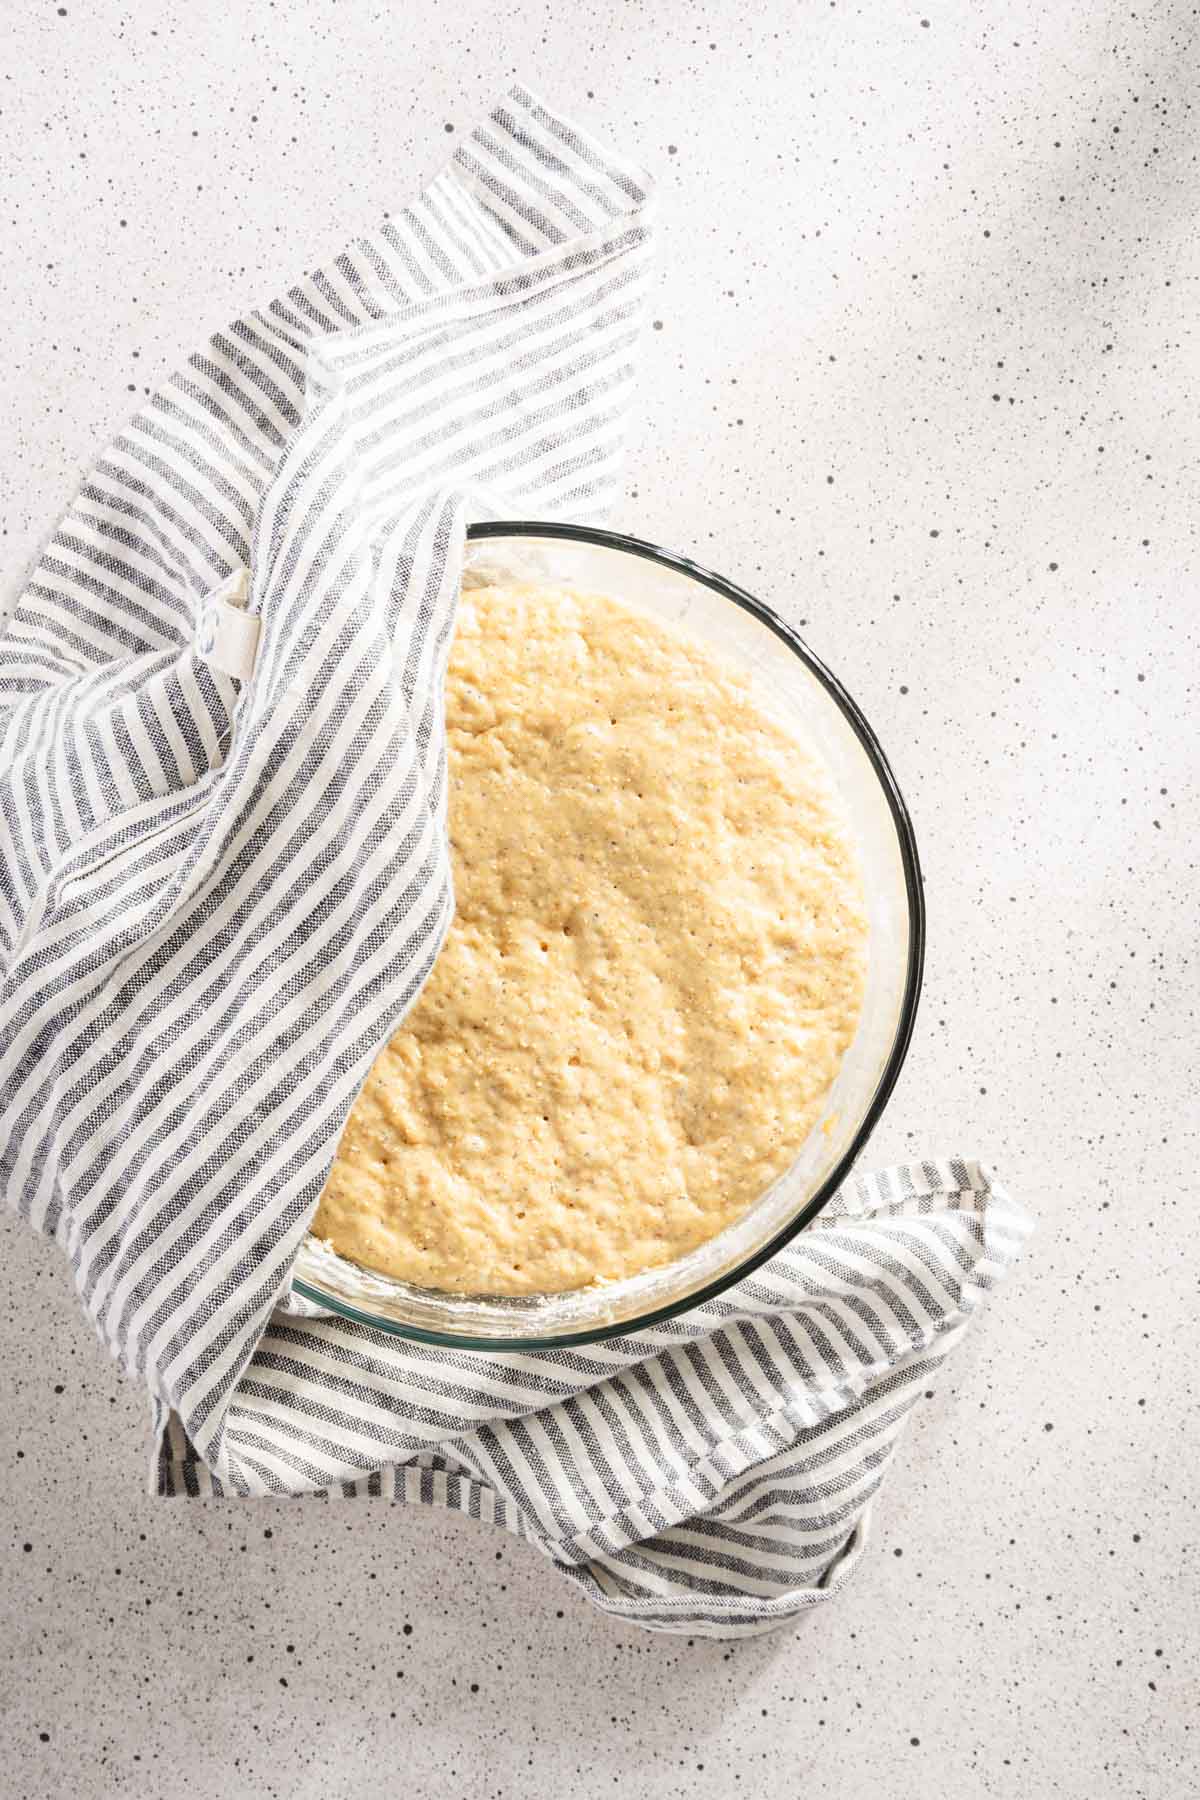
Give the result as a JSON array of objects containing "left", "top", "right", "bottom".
[{"left": 0, "top": 87, "right": 1032, "bottom": 1636}]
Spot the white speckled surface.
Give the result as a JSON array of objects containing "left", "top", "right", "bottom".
[{"left": 2, "top": 2, "right": 1197, "bottom": 1794}]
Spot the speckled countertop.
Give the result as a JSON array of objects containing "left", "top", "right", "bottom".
[{"left": 2, "top": 2, "right": 1197, "bottom": 1795}]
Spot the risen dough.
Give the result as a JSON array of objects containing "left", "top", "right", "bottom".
[{"left": 312, "top": 582, "right": 868, "bottom": 1296}]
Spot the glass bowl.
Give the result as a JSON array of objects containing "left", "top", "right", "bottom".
[{"left": 290, "top": 522, "right": 924, "bottom": 1348}]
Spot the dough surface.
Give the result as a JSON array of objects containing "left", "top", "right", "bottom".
[{"left": 312, "top": 582, "right": 868, "bottom": 1295}]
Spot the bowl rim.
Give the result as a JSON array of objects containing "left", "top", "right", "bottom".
[{"left": 291, "top": 519, "right": 926, "bottom": 1348}]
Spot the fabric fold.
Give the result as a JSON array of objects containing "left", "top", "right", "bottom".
[{"left": 155, "top": 1159, "right": 1030, "bottom": 1635}]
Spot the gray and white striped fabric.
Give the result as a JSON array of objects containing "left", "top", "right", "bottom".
[{"left": 0, "top": 88, "right": 1032, "bottom": 1636}]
